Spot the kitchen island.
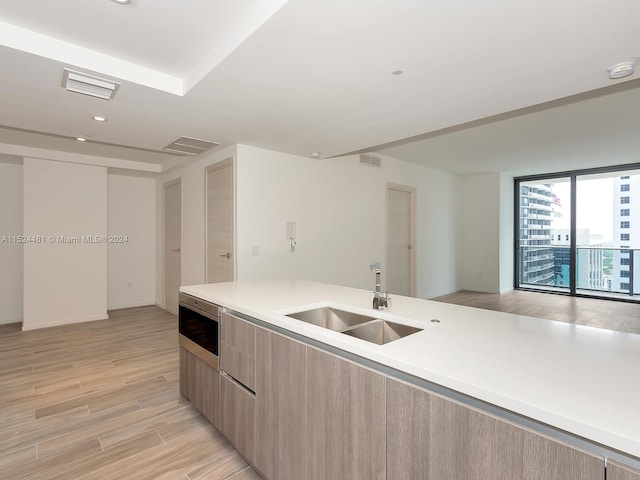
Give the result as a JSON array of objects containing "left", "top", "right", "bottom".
[{"left": 180, "top": 279, "right": 640, "bottom": 480}]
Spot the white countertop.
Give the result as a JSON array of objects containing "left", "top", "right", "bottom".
[{"left": 181, "top": 279, "right": 640, "bottom": 459}]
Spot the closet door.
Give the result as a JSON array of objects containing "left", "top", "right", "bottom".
[{"left": 206, "top": 158, "right": 234, "bottom": 283}]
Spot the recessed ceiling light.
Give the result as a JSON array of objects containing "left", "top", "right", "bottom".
[
  {"left": 92, "top": 116, "right": 107, "bottom": 122},
  {"left": 608, "top": 61, "right": 635, "bottom": 79},
  {"left": 391, "top": 69, "right": 403, "bottom": 76},
  {"left": 111, "top": 0, "right": 132, "bottom": 4},
  {"left": 76, "top": 137, "right": 87, "bottom": 142},
  {"left": 310, "top": 152, "right": 321, "bottom": 159}
]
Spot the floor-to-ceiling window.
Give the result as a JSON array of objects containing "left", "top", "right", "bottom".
[
  {"left": 517, "top": 178, "right": 571, "bottom": 292},
  {"left": 515, "top": 164, "right": 640, "bottom": 301}
]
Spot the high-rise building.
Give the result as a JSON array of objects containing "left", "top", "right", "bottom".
[
  {"left": 519, "top": 184, "right": 555, "bottom": 285},
  {"left": 550, "top": 228, "right": 603, "bottom": 290},
  {"left": 612, "top": 175, "right": 640, "bottom": 294}
]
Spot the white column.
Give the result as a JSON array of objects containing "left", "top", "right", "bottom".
[{"left": 23, "top": 158, "right": 108, "bottom": 330}]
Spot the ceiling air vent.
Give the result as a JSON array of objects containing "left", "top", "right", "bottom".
[
  {"left": 62, "top": 69, "right": 120, "bottom": 100},
  {"left": 359, "top": 153, "right": 382, "bottom": 167},
  {"left": 163, "top": 136, "right": 220, "bottom": 156}
]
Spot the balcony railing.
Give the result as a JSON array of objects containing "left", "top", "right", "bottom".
[{"left": 517, "top": 246, "right": 638, "bottom": 297}]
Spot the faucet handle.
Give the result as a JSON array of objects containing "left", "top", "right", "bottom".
[
  {"left": 370, "top": 261, "right": 381, "bottom": 271},
  {"left": 382, "top": 291, "right": 392, "bottom": 309}
]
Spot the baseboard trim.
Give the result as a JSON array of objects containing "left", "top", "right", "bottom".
[
  {"left": 107, "top": 301, "right": 156, "bottom": 311},
  {"left": 22, "top": 312, "right": 109, "bottom": 331},
  {"left": 0, "top": 316, "right": 23, "bottom": 325}
]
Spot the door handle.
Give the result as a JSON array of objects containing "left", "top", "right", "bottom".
[
  {"left": 220, "top": 252, "right": 231, "bottom": 259},
  {"left": 172, "top": 248, "right": 180, "bottom": 252}
]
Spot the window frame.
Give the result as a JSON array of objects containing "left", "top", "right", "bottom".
[{"left": 514, "top": 162, "right": 640, "bottom": 301}]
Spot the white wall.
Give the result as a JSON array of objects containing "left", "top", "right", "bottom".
[
  {"left": 107, "top": 173, "right": 156, "bottom": 309},
  {"left": 235, "top": 145, "right": 460, "bottom": 298},
  {"left": 155, "top": 145, "right": 238, "bottom": 306},
  {"left": 23, "top": 158, "right": 108, "bottom": 330},
  {"left": 499, "top": 173, "right": 514, "bottom": 293},
  {"left": 462, "top": 173, "right": 501, "bottom": 293},
  {"left": 0, "top": 156, "right": 24, "bottom": 324},
  {"left": 155, "top": 144, "right": 461, "bottom": 302},
  {"left": 461, "top": 172, "right": 514, "bottom": 293}
]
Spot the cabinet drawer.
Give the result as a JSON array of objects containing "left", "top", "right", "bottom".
[
  {"left": 221, "top": 312, "right": 255, "bottom": 355},
  {"left": 221, "top": 312, "right": 256, "bottom": 391},
  {"left": 220, "top": 373, "right": 256, "bottom": 465}
]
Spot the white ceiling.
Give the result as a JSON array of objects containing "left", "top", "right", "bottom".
[{"left": 0, "top": 0, "right": 639, "bottom": 175}]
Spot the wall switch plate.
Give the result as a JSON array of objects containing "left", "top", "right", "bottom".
[{"left": 252, "top": 246, "right": 260, "bottom": 256}]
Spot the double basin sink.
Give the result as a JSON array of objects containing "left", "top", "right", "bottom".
[{"left": 285, "top": 307, "right": 422, "bottom": 345}]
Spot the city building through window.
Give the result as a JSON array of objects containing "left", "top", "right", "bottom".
[{"left": 515, "top": 166, "right": 640, "bottom": 299}]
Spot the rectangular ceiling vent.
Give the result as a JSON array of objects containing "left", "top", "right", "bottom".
[
  {"left": 163, "top": 136, "right": 221, "bottom": 156},
  {"left": 359, "top": 153, "right": 381, "bottom": 167},
  {"left": 62, "top": 69, "right": 120, "bottom": 100}
]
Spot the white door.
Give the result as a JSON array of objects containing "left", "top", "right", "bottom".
[
  {"left": 163, "top": 180, "right": 181, "bottom": 314},
  {"left": 206, "top": 158, "right": 234, "bottom": 283},
  {"left": 386, "top": 185, "right": 416, "bottom": 296}
]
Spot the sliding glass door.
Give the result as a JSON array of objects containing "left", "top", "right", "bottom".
[
  {"left": 515, "top": 164, "right": 640, "bottom": 301},
  {"left": 576, "top": 170, "right": 640, "bottom": 297},
  {"left": 517, "top": 178, "right": 571, "bottom": 292}
]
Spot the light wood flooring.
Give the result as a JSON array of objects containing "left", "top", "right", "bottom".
[
  {"left": 0, "top": 305, "right": 260, "bottom": 480},
  {"left": 432, "top": 290, "right": 640, "bottom": 335}
]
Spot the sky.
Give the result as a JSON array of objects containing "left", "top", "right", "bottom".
[{"left": 537, "top": 177, "right": 614, "bottom": 243}]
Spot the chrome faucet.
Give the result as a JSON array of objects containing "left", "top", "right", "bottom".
[{"left": 370, "top": 262, "right": 391, "bottom": 310}]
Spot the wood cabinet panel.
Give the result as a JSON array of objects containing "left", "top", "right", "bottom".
[
  {"left": 221, "top": 312, "right": 255, "bottom": 356},
  {"left": 387, "top": 378, "right": 430, "bottom": 480},
  {"left": 220, "top": 373, "right": 255, "bottom": 464},
  {"left": 388, "top": 377, "right": 604, "bottom": 480},
  {"left": 180, "top": 346, "right": 221, "bottom": 429},
  {"left": 220, "top": 341, "right": 255, "bottom": 391},
  {"left": 608, "top": 461, "right": 640, "bottom": 480},
  {"left": 179, "top": 345, "right": 189, "bottom": 398},
  {"left": 220, "top": 312, "right": 256, "bottom": 390},
  {"left": 523, "top": 430, "right": 604, "bottom": 480},
  {"left": 306, "top": 347, "right": 386, "bottom": 480},
  {"left": 254, "top": 327, "right": 307, "bottom": 480},
  {"left": 429, "top": 393, "right": 524, "bottom": 480}
]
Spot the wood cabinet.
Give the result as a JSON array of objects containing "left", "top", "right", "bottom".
[
  {"left": 184, "top": 306, "right": 614, "bottom": 480},
  {"left": 254, "top": 327, "right": 307, "bottom": 480},
  {"left": 306, "top": 347, "right": 386, "bottom": 480},
  {"left": 220, "top": 312, "right": 256, "bottom": 391},
  {"left": 429, "top": 393, "right": 524, "bottom": 480},
  {"left": 522, "top": 429, "right": 603, "bottom": 480},
  {"left": 219, "top": 312, "right": 257, "bottom": 466},
  {"left": 179, "top": 346, "right": 220, "bottom": 429},
  {"left": 179, "top": 346, "right": 189, "bottom": 398},
  {"left": 387, "top": 377, "right": 522, "bottom": 480},
  {"left": 220, "top": 373, "right": 256, "bottom": 464},
  {"left": 387, "top": 377, "right": 604, "bottom": 480},
  {"left": 608, "top": 461, "right": 640, "bottom": 480},
  {"left": 386, "top": 377, "right": 431, "bottom": 480}
]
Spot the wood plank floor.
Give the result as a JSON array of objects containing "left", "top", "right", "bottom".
[
  {"left": 0, "top": 305, "right": 260, "bottom": 480},
  {"left": 431, "top": 290, "right": 640, "bottom": 335}
]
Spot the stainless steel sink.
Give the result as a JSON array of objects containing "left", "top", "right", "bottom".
[
  {"left": 286, "top": 306, "right": 423, "bottom": 345},
  {"left": 285, "top": 307, "right": 375, "bottom": 331},
  {"left": 341, "top": 319, "right": 422, "bottom": 345}
]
